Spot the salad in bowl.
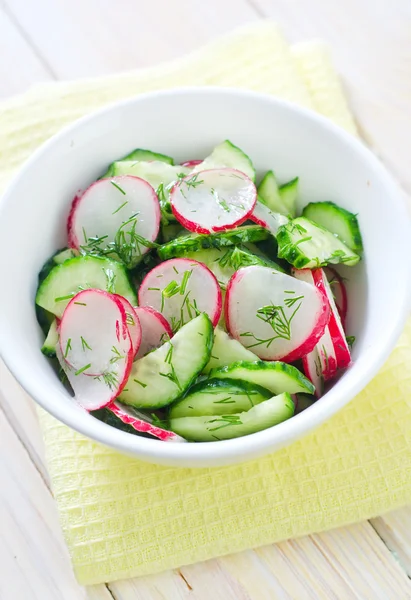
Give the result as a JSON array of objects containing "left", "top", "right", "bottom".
[{"left": 36, "top": 139, "right": 363, "bottom": 443}]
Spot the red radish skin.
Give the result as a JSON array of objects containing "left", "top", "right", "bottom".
[
  {"left": 317, "top": 326, "right": 338, "bottom": 381},
  {"left": 302, "top": 348, "right": 324, "bottom": 398},
  {"left": 108, "top": 401, "right": 186, "bottom": 442},
  {"left": 56, "top": 290, "right": 133, "bottom": 410},
  {"left": 324, "top": 266, "right": 348, "bottom": 325},
  {"left": 113, "top": 295, "right": 141, "bottom": 357},
  {"left": 225, "top": 266, "right": 330, "bottom": 363},
  {"left": 291, "top": 268, "right": 338, "bottom": 381},
  {"left": 250, "top": 201, "right": 288, "bottom": 236},
  {"left": 181, "top": 160, "right": 202, "bottom": 168},
  {"left": 139, "top": 258, "right": 222, "bottom": 331},
  {"left": 67, "top": 191, "right": 83, "bottom": 247},
  {"left": 67, "top": 176, "right": 160, "bottom": 267},
  {"left": 134, "top": 306, "right": 173, "bottom": 359},
  {"left": 312, "top": 269, "right": 351, "bottom": 369},
  {"left": 170, "top": 168, "right": 257, "bottom": 234}
]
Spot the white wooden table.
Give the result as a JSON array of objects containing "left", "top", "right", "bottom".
[{"left": 1, "top": 1, "right": 411, "bottom": 598}]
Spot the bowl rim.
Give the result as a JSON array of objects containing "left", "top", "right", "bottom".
[{"left": 1, "top": 86, "right": 410, "bottom": 465}]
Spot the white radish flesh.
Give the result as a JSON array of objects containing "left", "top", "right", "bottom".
[
  {"left": 317, "top": 326, "right": 338, "bottom": 381},
  {"left": 312, "top": 269, "right": 351, "bottom": 369},
  {"left": 56, "top": 291, "right": 133, "bottom": 410},
  {"left": 68, "top": 176, "right": 160, "bottom": 268},
  {"left": 134, "top": 306, "right": 173, "bottom": 359},
  {"left": 59, "top": 289, "right": 132, "bottom": 376},
  {"left": 170, "top": 168, "right": 256, "bottom": 234},
  {"left": 292, "top": 268, "right": 337, "bottom": 381},
  {"left": 324, "top": 266, "right": 348, "bottom": 325},
  {"left": 302, "top": 347, "right": 324, "bottom": 398},
  {"left": 108, "top": 401, "right": 186, "bottom": 442},
  {"left": 250, "top": 201, "right": 289, "bottom": 236},
  {"left": 113, "top": 295, "right": 141, "bottom": 357},
  {"left": 225, "top": 265, "right": 330, "bottom": 362},
  {"left": 138, "top": 258, "right": 222, "bottom": 333}
]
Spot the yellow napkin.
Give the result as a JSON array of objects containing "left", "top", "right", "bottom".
[{"left": 1, "top": 22, "right": 410, "bottom": 585}]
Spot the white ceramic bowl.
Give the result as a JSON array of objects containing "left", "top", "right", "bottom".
[{"left": 0, "top": 88, "right": 410, "bottom": 467}]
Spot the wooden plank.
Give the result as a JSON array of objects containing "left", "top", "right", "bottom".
[
  {"left": 250, "top": 0, "right": 411, "bottom": 194},
  {"left": 109, "top": 562, "right": 249, "bottom": 600},
  {"left": 253, "top": 523, "right": 411, "bottom": 600},
  {"left": 0, "top": 4, "right": 53, "bottom": 98},
  {"left": 1, "top": 0, "right": 257, "bottom": 79},
  {"left": 0, "top": 405, "right": 111, "bottom": 600},
  {"left": 0, "top": 360, "right": 49, "bottom": 486},
  {"left": 371, "top": 507, "right": 411, "bottom": 576}
]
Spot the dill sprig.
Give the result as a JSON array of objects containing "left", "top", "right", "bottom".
[
  {"left": 94, "top": 371, "right": 119, "bottom": 391},
  {"left": 110, "top": 346, "right": 124, "bottom": 364},
  {"left": 110, "top": 181, "right": 126, "bottom": 195},
  {"left": 75, "top": 363, "right": 91, "bottom": 376},
  {"left": 207, "top": 415, "right": 243, "bottom": 432},
  {"left": 159, "top": 342, "right": 181, "bottom": 389},
  {"left": 183, "top": 174, "right": 204, "bottom": 189},
  {"left": 104, "top": 268, "right": 116, "bottom": 293},
  {"left": 64, "top": 338, "right": 72, "bottom": 358},
  {"left": 240, "top": 292, "right": 304, "bottom": 349},
  {"left": 80, "top": 336, "right": 92, "bottom": 351}
]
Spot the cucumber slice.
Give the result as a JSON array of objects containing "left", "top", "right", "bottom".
[
  {"left": 53, "top": 248, "right": 78, "bottom": 265},
  {"left": 277, "top": 217, "right": 360, "bottom": 268},
  {"left": 161, "top": 223, "right": 185, "bottom": 243},
  {"left": 121, "top": 148, "right": 174, "bottom": 165},
  {"left": 41, "top": 319, "right": 59, "bottom": 358},
  {"left": 295, "top": 393, "right": 317, "bottom": 414},
  {"left": 210, "top": 360, "right": 315, "bottom": 395},
  {"left": 109, "top": 161, "right": 189, "bottom": 191},
  {"left": 119, "top": 313, "right": 213, "bottom": 409},
  {"left": 36, "top": 255, "right": 137, "bottom": 318},
  {"left": 279, "top": 177, "right": 299, "bottom": 217},
  {"left": 157, "top": 225, "right": 270, "bottom": 260},
  {"left": 192, "top": 140, "right": 256, "bottom": 181},
  {"left": 302, "top": 201, "right": 363, "bottom": 254},
  {"left": 169, "top": 392, "right": 294, "bottom": 441},
  {"left": 203, "top": 327, "right": 258, "bottom": 374},
  {"left": 169, "top": 378, "right": 272, "bottom": 419},
  {"left": 181, "top": 246, "right": 284, "bottom": 291},
  {"left": 101, "top": 149, "right": 174, "bottom": 178},
  {"left": 257, "top": 171, "right": 289, "bottom": 216}
]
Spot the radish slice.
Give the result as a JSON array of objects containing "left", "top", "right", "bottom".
[
  {"left": 134, "top": 306, "right": 173, "bottom": 359},
  {"left": 324, "top": 266, "right": 348, "bottom": 325},
  {"left": 225, "top": 265, "right": 330, "bottom": 362},
  {"left": 56, "top": 290, "right": 133, "bottom": 410},
  {"left": 312, "top": 269, "right": 351, "bottom": 369},
  {"left": 113, "top": 295, "right": 141, "bottom": 357},
  {"left": 59, "top": 289, "right": 132, "bottom": 375},
  {"left": 302, "top": 347, "right": 324, "bottom": 398},
  {"left": 138, "top": 258, "right": 222, "bottom": 332},
  {"left": 292, "top": 268, "right": 337, "bottom": 381},
  {"left": 108, "top": 401, "right": 186, "bottom": 442},
  {"left": 317, "top": 327, "right": 338, "bottom": 381},
  {"left": 170, "top": 168, "right": 256, "bottom": 234},
  {"left": 250, "top": 201, "right": 289, "bottom": 236},
  {"left": 68, "top": 175, "right": 160, "bottom": 269},
  {"left": 181, "top": 160, "right": 202, "bottom": 168}
]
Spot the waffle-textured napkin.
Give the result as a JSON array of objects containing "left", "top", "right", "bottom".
[{"left": 1, "top": 22, "right": 410, "bottom": 585}]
